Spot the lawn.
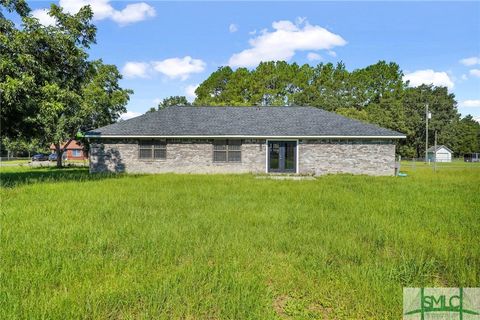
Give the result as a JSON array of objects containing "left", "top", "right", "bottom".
[{"left": 1, "top": 165, "right": 479, "bottom": 319}]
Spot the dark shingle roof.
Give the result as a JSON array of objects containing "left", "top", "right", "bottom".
[{"left": 86, "top": 106, "right": 405, "bottom": 138}]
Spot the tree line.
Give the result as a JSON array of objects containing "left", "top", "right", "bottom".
[{"left": 154, "top": 61, "right": 479, "bottom": 158}]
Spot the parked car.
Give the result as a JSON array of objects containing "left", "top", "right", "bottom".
[
  {"left": 48, "top": 153, "right": 66, "bottom": 161},
  {"left": 31, "top": 154, "right": 49, "bottom": 161}
]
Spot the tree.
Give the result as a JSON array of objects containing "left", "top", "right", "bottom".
[
  {"left": 157, "top": 96, "right": 190, "bottom": 109},
  {"left": 0, "top": 2, "right": 132, "bottom": 167}
]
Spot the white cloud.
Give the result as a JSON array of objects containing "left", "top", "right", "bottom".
[
  {"left": 34, "top": 0, "right": 155, "bottom": 26},
  {"left": 461, "top": 74, "right": 468, "bottom": 81},
  {"left": 228, "top": 19, "right": 347, "bottom": 67},
  {"left": 229, "top": 23, "right": 238, "bottom": 33},
  {"left": 460, "top": 100, "right": 480, "bottom": 108},
  {"left": 460, "top": 56, "right": 480, "bottom": 66},
  {"left": 469, "top": 69, "right": 480, "bottom": 77},
  {"left": 152, "top": 56, "right": 206, "bottom": 80},
  {"left": 327, "top": 50, "right": 337, "bottom": 57},
  {"left": 120, "top": 110, "right": 141, "bottom": 120},
  {"left": 185, "top": 84, "right": 199, "bottom": 100},
  {"left": 307, "top": 52, "right": 322, "bottom": 61},
  {"left": 122, "top": 62, "right": 150, "bottom": 79},
  {"left": 474, "top": 116, "right": 480, "bottom": 123},
  {"left": 31, "top": 9, "right": 57, "bottom": 26},
  {"left": 111, "top": 2, "right": 156, "bottom": 25},
  {"left": 404, "top": 69, "right": 454, "bottom": 89}
]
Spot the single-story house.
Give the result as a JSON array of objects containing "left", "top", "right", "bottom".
[
  {"left": 85, "top": 106, "right": 406, "bottom": 176},
  {"left": 427, "top": 145, "right": 453, "bottom": 163},
  {"left": 49, "top": 139, "right": 88, "bottom": 160}
]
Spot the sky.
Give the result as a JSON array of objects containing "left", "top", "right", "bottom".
[{"left": 22, "top": 1, "right": 480, "bottom": 121}]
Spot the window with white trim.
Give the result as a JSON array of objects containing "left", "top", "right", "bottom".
[
  {"left": 72, "top": 150, "right": 82, "bottom": 157},
  {"left": 139, "top": 140, "right": 166, "bottom": 160},
  {"left": 213, "top": 140, "right": 241, "bottom": 162}
]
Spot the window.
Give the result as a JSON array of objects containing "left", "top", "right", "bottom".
[
  {"left": 139, "top": 141, "right": 166, "bottom": 160},
  {"left": 72, "top": 150, "right": 82, "bottom": 157},
  {"left": 213, "top": 140, "right": 241, "bottom": 162}
]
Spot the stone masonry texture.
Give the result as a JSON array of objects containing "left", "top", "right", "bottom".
[{"left": 89, "top": 139, "right": 396, "bottom": 176}]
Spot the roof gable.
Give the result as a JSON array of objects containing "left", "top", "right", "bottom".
[
  {"left": 86, "top": 106, "right": 406, "bottom": 138},
  {"left": 427, "top": 145, "right": 453, "bottom": 153}
]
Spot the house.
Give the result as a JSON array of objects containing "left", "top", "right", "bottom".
[
  {"left": 85, "top": 106, "right": 406, "bottom": 176},
  {"left": 427, "top": 145, "right": 453, "bottom": 163},
  {"left": 49, "top": 139, "right": 87, "bottom": 160}
]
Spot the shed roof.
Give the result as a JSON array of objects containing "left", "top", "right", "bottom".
[
  {"left": 86, "top": 106, "right": 406, "bottom": 139},
  {"left": 427, "top": 145, "right": 453, "bottom": 153}
]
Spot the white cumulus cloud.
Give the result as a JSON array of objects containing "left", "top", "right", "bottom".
[
  {"left": 474, "top": 116, "right": 480, "bottom": 123},
  {"left": 307, "top": 52, "right": 322, "bottom": 61},
  {"left": 460, "top": 56, "right": 480, "bottom": 66},
  {"left": 404, "top": 69, "right": 454, "bottom": 89},
  {"left": 31, "top": 9, "right": 57, "bottom": 26},
  {"left": 469, "top": 69, "right": 480, "bottom": 77},
  {"left": 185, "top": 84, "right": 199, "bottom": 100},
  {"left": 111, "top": 2, "right": 155, "bottom": 25},
  {"left": 229, "top": 23, "right": 238, "bottom": 33},
  {"left": 33, "top": 0, "right": 155, "bottom": 26},
  {"left": 152, "top": 56, "right": 206, "bottom": 80},
  {"left": 122, "top": 62, "right": 150, "bottom": 79},
  {"left": 228, "top": 19, "right": 347, "bottom": 67},
  {"left": 460, "top": 100, "right": 480, "bottom": 108},
  {"left": 120, "top": 110, "right": 142, "bottom": 120}
]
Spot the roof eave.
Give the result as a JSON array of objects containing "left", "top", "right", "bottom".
[{"left": 85, "top": 134, "right": 406, "bottom": 139}]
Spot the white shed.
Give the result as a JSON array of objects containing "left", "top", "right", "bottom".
[{"left": 427, "top": 145, "right": 453, "bottom": 162}]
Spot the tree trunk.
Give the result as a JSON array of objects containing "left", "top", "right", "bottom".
[{"left": 55, "top": 143, "right": 63, "bottom": 168}]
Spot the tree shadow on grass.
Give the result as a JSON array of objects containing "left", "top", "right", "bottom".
[{"left": 0, "top": 166, "right": 125, "bottom": 188}]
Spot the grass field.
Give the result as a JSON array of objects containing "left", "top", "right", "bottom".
[{"left": 1, "top": 165, "right": 479, "bottom": 319}]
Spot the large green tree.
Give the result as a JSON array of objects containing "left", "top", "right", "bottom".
[{"left": 0, "top": 1, "right": 132, "bottom": 167}]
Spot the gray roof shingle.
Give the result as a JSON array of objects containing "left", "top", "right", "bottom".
[{"left": 86, "top": 106, "right": 406, "bottom": 138}]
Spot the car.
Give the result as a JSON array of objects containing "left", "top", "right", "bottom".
[
  {"left": 31, "top": 153, "right": 49, "bottom": 161},
  {"left": 48, "top": 153, "right": 66, "bottom": 161}
]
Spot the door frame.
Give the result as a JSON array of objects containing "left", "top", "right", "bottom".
[{"left": 265, "top": 139, "right": 299, "bottom": 174}]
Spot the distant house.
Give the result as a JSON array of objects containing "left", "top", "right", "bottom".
[
  {"left": 49, "top": 140, "right": 87, "bottom": 160},
  {"left": 85, "top": 106, "right": 406, "bottom": 176},
  {"left": 427, "top": 145, "right": 453, "bottom": 162}
]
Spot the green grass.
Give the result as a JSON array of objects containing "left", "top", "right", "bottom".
[{"left": 1, "top": 166, "right": 479, "bottom": 319}]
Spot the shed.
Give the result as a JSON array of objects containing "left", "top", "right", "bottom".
[{"left": 427, "top": 145, "right": 453, "bottom": 162}]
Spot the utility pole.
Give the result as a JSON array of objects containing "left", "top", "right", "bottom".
[{"left": 425, "top": 104, "right": 431, "bottom": 163}]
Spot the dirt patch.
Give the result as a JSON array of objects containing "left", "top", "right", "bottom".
[{"left": 273, "top": 295, "right": 290, "bottom": 318}]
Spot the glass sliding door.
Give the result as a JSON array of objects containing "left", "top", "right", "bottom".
[{"left": 268, "top": 141, "right": 297, "bottom": 173}]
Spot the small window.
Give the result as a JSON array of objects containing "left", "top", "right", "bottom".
[
  {"left": 72, "top": 150, "right": 82, "bottom": 157},
  {"left": 139, "top": 141, "right": 166, "bottom": 160},
  {"left": 213, "top": 140, "right": 242, "bottom": 162}
]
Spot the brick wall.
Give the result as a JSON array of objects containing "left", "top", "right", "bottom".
[
  {"left": 89, "top": 139, "right": 267, "bottom": 174},
  {"left": 89, "top": 138, "right": 396, "bottom": 176}
]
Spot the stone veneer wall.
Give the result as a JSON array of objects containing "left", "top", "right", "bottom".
[
  {"left": 89, "top": 138, "right": 396, "bottom": 176},
  {"left": 298, "top": 140, "right": 396, "bottom": 176},
  {"left": 89, "top": 139, "right": 267, "bottom": 174}
]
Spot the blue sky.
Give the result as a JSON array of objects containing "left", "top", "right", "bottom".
[{"left": 25, "top": 1, "right": 480, "bottom": 120}]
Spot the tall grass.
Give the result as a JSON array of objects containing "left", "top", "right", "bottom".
[{"left": 1, "top": 166, "right": 479, "bottom": 319}]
